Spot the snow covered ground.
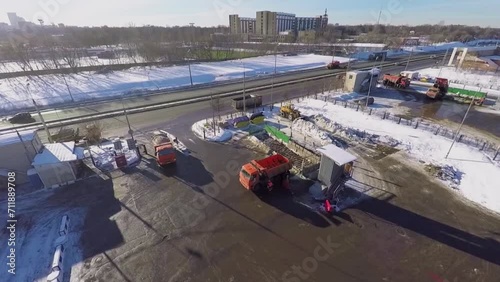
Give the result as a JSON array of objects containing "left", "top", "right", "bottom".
[
  {"left": 0, "top": 56, "right": 149, "bottom": 73},
  {"left": 191, "top": 119, "right": 233, "bottom": 142},
  {"left": 0, "top": 190, "right": 86, "bottom": 282},
  {"left": 0, "top": 54, "right": 349, "bottom": 113},
  {"left": 290, "top": 98, "right": 500, "bottom": 214},
  {"left": 416, "top": 66, "right": 500, "bottom": 91}
]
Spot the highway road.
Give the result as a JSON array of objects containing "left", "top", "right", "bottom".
[{"left": 0, "top": 55, "right": 444, "bottom": 132}]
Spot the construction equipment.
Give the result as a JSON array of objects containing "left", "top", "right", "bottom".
[
  {"left": 151, "top": 131, "right": 176, "bottom": 166},
  {"left": 426, "top": 77, "right": 449, "bottom": 99},
  {"left": 232, "top": 95, "right": 263, "bottom": 110},
  {"left": 382, "top": 74, "right": 411, "bottom": 89},
  {"left": 239, "top": 154, "right": 292, "bottom": 192},
  {"left": 280, "top": 104, "right": 301, "bottom": 121}
]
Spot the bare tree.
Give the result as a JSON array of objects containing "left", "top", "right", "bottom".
[
  {"left": 85, "top": 121, "right": 105, "bottom": 144},
  {"left": 210, "top": 94, "right": 222, "bottom": 133}
]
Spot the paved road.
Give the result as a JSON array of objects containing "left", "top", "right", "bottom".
[
  {"left": 0, "top": 55, "right": 441, "bottom": 131},
  {"left": 20, "top": 57, "right": 442, "bottom": 139},
  {"left": 65, "top": 98, "right": 500, "bottom": 282}
]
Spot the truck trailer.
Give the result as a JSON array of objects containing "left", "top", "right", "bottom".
[
  {"left": 239, "top": 154, "right": 292, "bottom": 192},
  {"left": 232, "top": 95, "right": 263, "bottom": 110},
  {"left": 382, "top": 74, "right": 411, "bottom": 89}
]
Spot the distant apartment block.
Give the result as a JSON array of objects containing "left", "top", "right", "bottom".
[
  {"left": 276, "top": 12, "right": 296, "bottom": 33},
  {"left": 229, "top": 9, "right": 328, "bottom": 36},
  {"left": 256, "top": 11, "right": 277, "bottom": 35},
  {"left": 229, "top": 15, "right": 256, "bottom": 34}
]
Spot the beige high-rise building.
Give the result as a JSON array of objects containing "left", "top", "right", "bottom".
[
  {"left": 256, "top": 11, "right": 277, "bottom": 36},
  {"left": 229, "top": 15, "right": 241, "bottom": 34},
  {"left": 230, "top": 15, "right": 256, "bottom": 34}
]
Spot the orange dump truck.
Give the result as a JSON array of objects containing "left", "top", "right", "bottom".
[
  {"left": 152, "top": 133, "right": 176, "bottom": 166},
  {"left": 383, "top": 74, "right": 411, "bottom": 89},
  {"left": 239, "top": 154, "right": 292, "bottom": 192}
]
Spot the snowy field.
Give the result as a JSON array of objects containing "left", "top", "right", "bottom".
[
  {"left": 417, "top": 66, "right": 500, "bottom": 91},
  {"left": 0, "top": 54, "right": 349, "bottom": 113},
  {"left": 0, "top": 56, "right": 149, "bottom": 73},
  {"left": 292, "top": 98, "right": 500, "bottom": 214}
]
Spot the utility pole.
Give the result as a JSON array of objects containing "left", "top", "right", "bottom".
[
  {"left": 445, "top": 98, "right": 474, "bottom": 159},
  {"left": 27, "top": 83, "right": 52, "bottom": 143}
]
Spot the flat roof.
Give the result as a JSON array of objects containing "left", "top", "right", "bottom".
[
  {"left": 317, "top": 144, "right": 357, "bottom": 166},
  {"left": 32, "top": 141, "right": 80, "bottom": 165},
  {"left": 0, "top": 130, "right": 37, "bottom": 147}
]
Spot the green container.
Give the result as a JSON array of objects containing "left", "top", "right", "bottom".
[
  {"left": 264, "top": 124, "right": 290, "bottom": 143},
  {"left": 448, "top": 87, "right": 486, "bottom": 99}
]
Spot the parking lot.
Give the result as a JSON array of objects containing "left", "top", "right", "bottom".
[{"left": 2, "top": 121, "right": 500, "bottom": 282}]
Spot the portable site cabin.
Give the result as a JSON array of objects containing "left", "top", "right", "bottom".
[
  {"left": 0, "top": 130, "right": 43, "bottom": 185},
  {"left": 32, "top": 142, "right": 84, "bottom": 189},
  {"left": 344, "top": 69, "right": 379, "bottom": 93},
  {"left": 317, "top": 144, "right": 357, "bottom": 188}
]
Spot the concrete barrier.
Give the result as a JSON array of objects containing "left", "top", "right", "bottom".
[
  {"left": 58, "top": 215, "right": 70, "bottom": 236},
  {"left": 47, "top": 245, "right": 64, "bottom": 282}
]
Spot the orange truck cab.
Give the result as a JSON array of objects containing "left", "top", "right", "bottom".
[
  {"left": 239, "top": 154, "right": 292, "bottom": 192},
  {"left": 152, "top": 134, "right": 176, "bottom": 166},
  {"left": 155, "top": 144, "right": 176, "bottom": 166}
]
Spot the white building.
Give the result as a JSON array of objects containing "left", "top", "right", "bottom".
[{"left": 32, "top": 141, "right": 84, "bottom": 189}]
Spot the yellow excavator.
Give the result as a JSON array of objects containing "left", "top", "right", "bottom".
[{"left": 280, "top": 104, "right": 301, "bottom": 121}]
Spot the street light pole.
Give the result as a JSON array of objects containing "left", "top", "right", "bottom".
[
  {"left": 445, "top": 98, "right": 474, "bottom": 159},
  {"left": 366, "top": 72, "right": 374, "bottom": 107},
  {"left": 121, "top": 96, "right": 135, "bottom": 142},
  {"left": 242, "top": 60, "right": 246, "bottom": 113},
  {"left": 187, "top": 49, "right": 193, "bottom": 86},
  {"left": 272, "top": 43, "right": 278, "bottom": 110},
  {"left": 27, "top": 83, "right": 52, "bottom": 143},
  {"left": 404, "top": 48, "right": 413, "bottom": 72}
]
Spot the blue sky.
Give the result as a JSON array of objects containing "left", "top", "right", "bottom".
[{"left": 1, "top": 0, "right": 498, "bottom": 28}]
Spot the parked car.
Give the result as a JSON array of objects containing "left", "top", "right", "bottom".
[
  {"left": 8, "top": 112, "right": 35, "bottom": 124},
  {"left": 430, "top": 55, "right": 437, "bottom": 58}
]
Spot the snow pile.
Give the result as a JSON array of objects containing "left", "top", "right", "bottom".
[
  {"left": 425, "top": 164, "right": 463, "bottom": 190},
  {"left": 191, "top": 119, "right": 232, "bottom": 142},
  {"left": 417, "top": 66, "right": 500, "bottom": 91},
  {"left": 291, "top": 118, "right": 331, "bottom": 145},
  {"left": 312, "top": 114, "right": 400, "bottom": 147},
  {"left": 293, "top": 98, "right": 500, "bottom": 214},
  {"left": 86, "top": 139, "right": 139, "bottom": 171},
  {"left": 0, "top": 54, "right": 349, "bottom": 112}
]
